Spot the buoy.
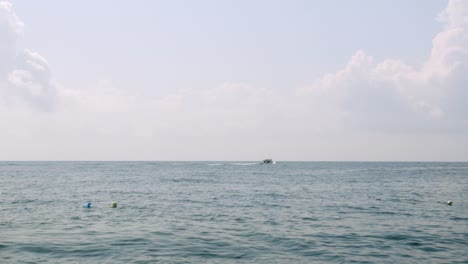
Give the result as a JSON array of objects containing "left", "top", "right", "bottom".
[
  {"left": 111, "top": 202, "right": 117, "bottom": 208},
  {"left": 83, "top": 202, "right": 92, "bottom": 208},
  {"left": 447, "top": 200, "right": 453, "bottom": 206}
]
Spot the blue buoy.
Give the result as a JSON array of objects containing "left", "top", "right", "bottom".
[{"left": 83, "top": 202, "right": 92, "bottom": 208}]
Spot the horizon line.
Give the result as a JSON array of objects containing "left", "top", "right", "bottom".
[{"left": 1, "top": 160, "right": 467, "bottom": 163}]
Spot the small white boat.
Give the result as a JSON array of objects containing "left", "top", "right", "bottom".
[{"left": 260, "top": 159, "right": 275, "bottom": 164}]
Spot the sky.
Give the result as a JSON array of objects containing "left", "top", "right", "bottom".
[{"left": 1, "top": 0, "right": 467, "bottom": 161}]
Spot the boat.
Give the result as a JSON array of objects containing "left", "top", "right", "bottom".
[{"left": 260, "top": 159, "right": 275, "bottom": 164}]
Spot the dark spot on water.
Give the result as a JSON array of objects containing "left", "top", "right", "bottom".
[
  {"left": 151, "top": 231, "right": 173, "bottom": 236},
  {"left": 383, "top": 234, "right": 408, "bottom": 241},
  {"left": 375, "top": 211, "right": 396, "bottom": 215},
  {"left": 111, "top": 238, "right": 151, "bottom": 246},
  {"left": 12, "top": 199, "right": 36, "bottom": 204},
  {"left": 20, "top": 245, "right": 53, "bottom": 254},
  {"left": 346, "top": 205, "right": 366, "bottom": 211},
  {"left": 419, "top": 246, "right": 443, "bottom": 252},
  {"left": 407, "top": 241, "right": 422, "bottom": 246},
  {"left": 450, "top": 217, "right": 468, "bottom": 221}
]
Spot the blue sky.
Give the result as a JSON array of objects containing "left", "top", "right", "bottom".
[
  {"left": 13, "top": 0, "right": 445, "bottom": 94},
  {"left": 1, "top": 0, "right": 467, "bottom": 161}
]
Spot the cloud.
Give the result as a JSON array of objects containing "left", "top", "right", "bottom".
[
  {"left": 301, "top": 0, "right": 468, "bottom": 133},
  {"left": 1, "top": 0, "right": 468, "bottom": 160},
  {"left": 0, "top": 0, "right": 21, "bottom": 83},
  {"left": 0, "top": 0, "right": 57, "bottom": 111}
]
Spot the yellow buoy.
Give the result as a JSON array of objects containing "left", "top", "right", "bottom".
[
  {"left": 447, "top": 200, "right": 453, "bottom": 206},
  {"left": 111, "top": 202, "right": 117, "bottom": 208}
]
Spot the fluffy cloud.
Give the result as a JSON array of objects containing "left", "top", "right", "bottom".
[
  {"left": 0, "top": 0, "right": 57, "bottom": 111},
  {"left": 1, "top": 0, "right": 468, "bottom": 160},
  {"left": 301, "top": 0, "right": 468, "bottom": 133},
  {"left": 0, "top": 0, "right": 20, "bottom": 91}
]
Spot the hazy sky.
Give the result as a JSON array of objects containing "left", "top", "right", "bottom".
[{"left": 1, "top": 0, "right": 467, "bottom": 161}]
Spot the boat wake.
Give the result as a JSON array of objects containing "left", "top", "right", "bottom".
[{"left": 231, "top": 163, "right": 258, "bottom": 166}]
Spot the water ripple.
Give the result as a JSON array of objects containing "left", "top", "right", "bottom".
[{"left": 1, "top": 161, "right": 467, "bottom": 263}]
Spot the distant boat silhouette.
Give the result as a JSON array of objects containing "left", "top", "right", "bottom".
[{"left": 260, "top": 159, "right": 275, "bottom": 164}]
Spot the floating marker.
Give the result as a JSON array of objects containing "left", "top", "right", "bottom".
[
  {"left": 83, "top": 202, "right": 92, "bottom": 208},
  {"left": 111, "top": 202, "right": 117, "bottom": 208},
  {"left": 447, "top": 200, "right": 453, "bottom": 206}
]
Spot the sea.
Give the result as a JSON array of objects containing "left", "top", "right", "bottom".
[{"left": 1, "top": 161, "right": 467, "bottom": 263}]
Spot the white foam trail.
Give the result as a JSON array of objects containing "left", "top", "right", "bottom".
[{"left": 231, "top": 163, "right": 258, "bottom": 166}]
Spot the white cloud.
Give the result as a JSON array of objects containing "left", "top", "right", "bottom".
[
  {"left": 1, "top": 0, "right": 468, "bottom": 160},
  {"left": 301, "top": 0, "right": 468, "bottom": 133},
  {"left": 437, "top": 0, "right": 468, "bottom": 28},
  {"left": 0, "top": 1, "right": 57, "bottom": 111},
  {"left": 0, "top": 1, "right": 23, "bottom": 34},
  {"left": 0, "top": 0, "right": 20, "bottom": 82}
]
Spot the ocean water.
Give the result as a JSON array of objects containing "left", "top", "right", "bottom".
[{"left": 1, "top": 161, "right": 467, "bottom": 263}]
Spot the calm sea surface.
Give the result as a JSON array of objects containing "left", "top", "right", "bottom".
[{"left": 1, "top": 161, "right": 467, "bottom": 263}]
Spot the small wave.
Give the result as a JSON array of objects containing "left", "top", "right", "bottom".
[
  {"left": 450, "top": 216, "right": 468, "bottom": 221},
  {"left": 231, "top": 163, "right": 258, "bottom": 166},
  {"left": 170, "top": 178, "right": 215, "bottom": 184},
  {"left": 383, "top": 234, "right": 408, "bottom": 241},
  {"left": 301, "top": 217, "right": 318, "bottom": 221},
  {"left": 21, "top": 245, "right": 53, "bottom": 254},
  {"left": 11, "top": 199, "right": 37, "bottom": 204},
  {"left": 110, "top": 237, "right": 151, "bottom": 246}
]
